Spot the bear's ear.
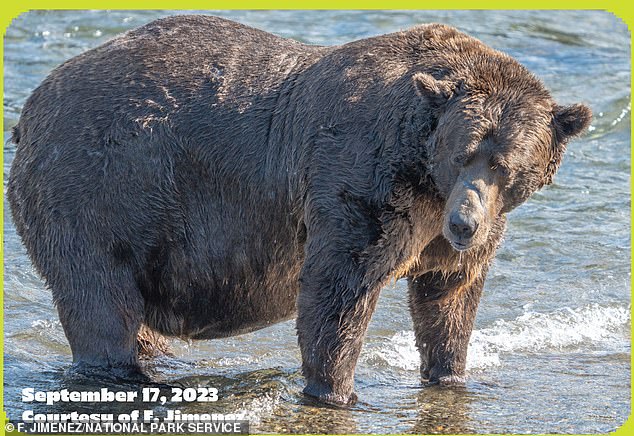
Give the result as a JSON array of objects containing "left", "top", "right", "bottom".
[
  {"left": 552, "top": 103, "right": 593, "bottom": 143},
  {"left": 412, "top": 72, "right": 453, "bottom": 107},
  {"left": 544, "top": 103, "right": 592, "bottom": 185}
]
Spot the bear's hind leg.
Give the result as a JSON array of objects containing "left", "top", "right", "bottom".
[{"left": 51, "top": 267, "right": 147, "bottom": 381}]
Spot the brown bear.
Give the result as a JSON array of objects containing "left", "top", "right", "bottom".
[{"left": 8, "top": 15, "right": 591, "bottom": 406}]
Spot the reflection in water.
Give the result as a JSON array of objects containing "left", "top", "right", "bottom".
[
  {"left": 412, "top": 384, "right": 476, "bottom": 434},
  {"left": 261, "top": 403, "right": 358, "bottom": 434},
  {"left": 169, "top": 367, "right": 359, "bottom": 434}
]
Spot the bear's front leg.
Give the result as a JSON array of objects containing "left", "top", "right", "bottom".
[
  {"left": 297, "top": 238, "right": 384, "bottom": 406},
  {"left": 407, "top": 267, "right": 487, "bottom": 383}
]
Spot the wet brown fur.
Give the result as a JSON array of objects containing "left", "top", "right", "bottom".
[{"left": 137, "top": 324, "right": 172, "bottom": 358}]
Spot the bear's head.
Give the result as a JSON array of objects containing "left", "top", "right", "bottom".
[{"left": 412, "top": 66, "right": 591, "bottom": 252}]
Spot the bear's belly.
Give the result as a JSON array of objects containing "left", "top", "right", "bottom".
[
  {"left": 191, "top": 274, "right": 301, "bottom": 339},
  {"left": 142, "top": 245, "right": 304, "bottom": 339},
  {"left": 143, "top": 283, "right": 301, "bottom": 339},
  {"left": 185, "top": 306, "right": 298, "bottom": 340}
]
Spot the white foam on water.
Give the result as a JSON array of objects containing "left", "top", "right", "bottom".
[
  {"left": 367, "top": 330, "right": 419, "bottom": 371},
  {"left": 367, "top": 304, "right": 630, "bottom": 372},
  {"left": 30, "top": 319, "right": 62, "bottom": 332},
  {"left": 470, "top": 303, "right": 630, "bottom": 354}
]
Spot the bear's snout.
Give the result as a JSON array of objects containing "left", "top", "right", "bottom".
[
  {"left": 444, "top": 202, "right": 484, "bottom": 251},
  {"left": 448, "top": 210, "right": 479, "bottom": 242},
  {"left": 442, "top": 155, "right": 501, "bottom": 251}
]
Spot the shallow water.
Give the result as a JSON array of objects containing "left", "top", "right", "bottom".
[{"left": 3, "top": 10, "right": 631, "bottom": 434}]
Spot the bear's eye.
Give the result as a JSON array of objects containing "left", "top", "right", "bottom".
[
  {"left": 490, "top": 159, "right": 510, "bottom": 181},
  {"left": 497, "top": 165, "right": 511, "bottom": 180},
  {"left": 451, "top": 153, "right": 468, "bottom": 166}
]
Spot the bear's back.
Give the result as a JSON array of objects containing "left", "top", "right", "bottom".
[{"left": 14, "top": 15, "right": 320, "bottom": 151}]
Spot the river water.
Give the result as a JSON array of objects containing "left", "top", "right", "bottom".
[{"left": 3, "top": 10, "right": 630, "bottom": 434}]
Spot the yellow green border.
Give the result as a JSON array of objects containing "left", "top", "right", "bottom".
[{"left": 1, "top": 2, "right": 632, "bottom": 436}]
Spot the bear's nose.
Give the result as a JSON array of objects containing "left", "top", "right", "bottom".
[{"left": 449, "top": 212, "right": 479, "bottom": 240}]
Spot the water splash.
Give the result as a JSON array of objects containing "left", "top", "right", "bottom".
[
  {"left": 30, "top": 319, "right": 61, "bottom": 332},
  {"left": 366, "top": 304, "right": 630, "bottom": 372},
  {"left": 232, "top": 391, "right": 281, "bottom": 425}
]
